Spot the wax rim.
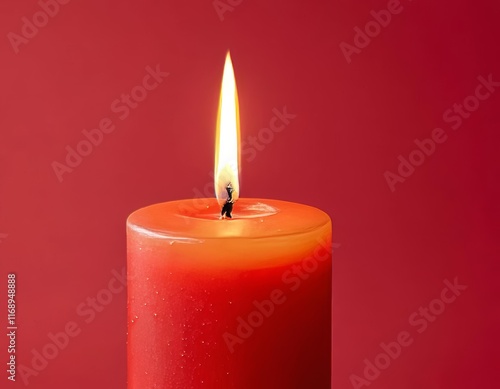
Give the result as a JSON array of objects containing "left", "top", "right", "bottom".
[{"left": 127, "top": 198, "right": 331, "bottom": 240}]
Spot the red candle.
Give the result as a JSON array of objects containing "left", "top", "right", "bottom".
[{"left": 127, "top": 53, "right": 332, "bottom": 388}]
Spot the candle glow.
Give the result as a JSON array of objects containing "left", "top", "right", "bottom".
[{"left": 214, "top": 51, "right": 240, "bottom": 206}]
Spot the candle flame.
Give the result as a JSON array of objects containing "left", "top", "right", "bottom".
[{"left": 214, "top": 51, "right": 240, "bottom": 205}]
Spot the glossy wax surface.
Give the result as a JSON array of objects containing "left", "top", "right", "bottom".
[{"left": 127, "top": 198, "right": 332, "bottom": 388}]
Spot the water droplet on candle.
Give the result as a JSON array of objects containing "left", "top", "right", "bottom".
[
  {"left": 146, "top": 277, "right": 149, "bottom": 281},
  {"left": 228, "top": 301, "right": 232, "bottom": 305},
  {"left": 143, "top": 303, "right": 147, "bottom": 306},
  {"left": 155, "top": 291, "right": 159, "bottom": 295},
  {"left": 153, "top": 313, "right": 158, "bottom": 318}
]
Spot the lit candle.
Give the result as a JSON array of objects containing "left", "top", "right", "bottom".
[{"left": 127, "top": 52, "right": 332, "bottom": 388}]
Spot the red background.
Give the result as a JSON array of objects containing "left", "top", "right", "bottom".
[{"left": 1, "top": 0, "right": 499, "bottom": 388}]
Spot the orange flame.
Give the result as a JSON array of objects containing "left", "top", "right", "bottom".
[{"left": 214, "top": 51, "right": 240, "bottom": 205}]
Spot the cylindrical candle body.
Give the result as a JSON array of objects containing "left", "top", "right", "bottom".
[{"left": 127, "top": 198, "right": 332, "bottom": 388}]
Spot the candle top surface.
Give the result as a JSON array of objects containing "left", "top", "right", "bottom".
[{"left": 127, "top": 198, "right": 331, "bottom": 240}]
